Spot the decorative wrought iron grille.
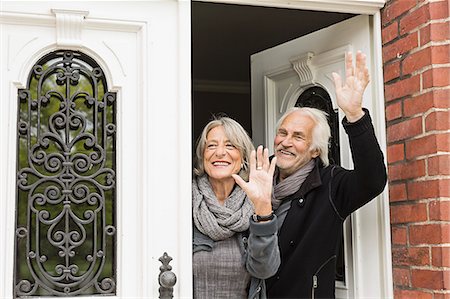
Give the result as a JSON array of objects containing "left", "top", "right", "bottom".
[{"left": 14, "top": 50, "right": 117, "bottom": 297}]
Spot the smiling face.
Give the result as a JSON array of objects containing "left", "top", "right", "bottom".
[
  {"left": 203, "top": 125, "right": 243, "bottom": 182},
  {"left": 274, "top": 111, "right": 319, "bottom": 181}
]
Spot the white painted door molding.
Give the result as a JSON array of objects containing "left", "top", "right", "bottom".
[{"left": 198, "top": 0, "right": 387, "bottom": 14}]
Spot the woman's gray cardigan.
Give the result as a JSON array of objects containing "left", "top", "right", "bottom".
[{"left": 193, "top": 215, "right": 280, "bottom": 299}]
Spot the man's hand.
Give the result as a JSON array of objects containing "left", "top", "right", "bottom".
[
  {"left": 232, "top": 145, "right": 277, "bottom": 216},
  {"left": 332, "top": 51, "right": 370, "bottom": 122}
]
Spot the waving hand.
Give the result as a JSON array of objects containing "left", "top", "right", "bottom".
[
  {"left": 332, "top": 51, "right": 370, "bottom": 122},
  {"left": 232, "top": 145, "right": 277, "bottom": 216}
]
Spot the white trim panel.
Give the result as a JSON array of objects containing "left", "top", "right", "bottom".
[{"left": 197, "top": 0, "right": 387, "bottom": 14}]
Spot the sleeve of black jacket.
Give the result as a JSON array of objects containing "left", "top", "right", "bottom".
[
  {"left": 246, "top": 215, "right": 281, "bottom": 279},
  {"left": 332, "top": 109, "right": 388, "bottom": 218}
]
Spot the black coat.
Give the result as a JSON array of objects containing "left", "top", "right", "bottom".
[{"left": 266, "top": 111, "right": 387, "bottom": 299}]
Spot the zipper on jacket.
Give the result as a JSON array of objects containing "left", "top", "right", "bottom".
[
  {"left": 312, "top": 275, "right": 318, "bottom": 299},
  {"left": 311, "top": 255, "right": 337, "bottom": 299}
]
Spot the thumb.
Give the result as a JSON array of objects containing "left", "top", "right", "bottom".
[{"left": 232, "top": 174, "right": 247, "bottom": 191}]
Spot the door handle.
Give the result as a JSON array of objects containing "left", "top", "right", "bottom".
[{"left": 158, "top": 252, "right": 177, "bottom": 299}]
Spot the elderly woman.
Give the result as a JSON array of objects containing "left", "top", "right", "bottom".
[{"left": 193, "top": 116, "right": 280, "bottom": 299}]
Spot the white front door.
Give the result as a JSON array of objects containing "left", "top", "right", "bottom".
[
  {"left": 0, "top": 2, "right": 191, "bottom": 298},
  {"left": 251, "top": 15, "right": 392, "bottom": 298}
]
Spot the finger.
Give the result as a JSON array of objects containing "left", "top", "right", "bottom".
[
  {"left": 256, "top": 145, "right": 263, "bottom": 170},
  {"left": 268, "top": 156, "right": 277, "bottom": 177},
  {"left": 363, "top": 67, "right": 370, "bottom": 87},
  {"left": 355, "top": 51, "right": 366, "bottom": 81},
  {"left": 332, "top": 72, "right": 342, "bottom": 92},
  {"left": 262, "top": 147, "right": 270, "bottom": 169},
  {"left": 345, "top": 51, "right": 353, "bottom": 78},
  {"left": 249, "top": 149, "right": 257, "bottom": 172}
]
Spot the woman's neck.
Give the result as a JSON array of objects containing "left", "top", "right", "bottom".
[{"left": 208, "top": 177, "right": 235, "bottom": 205}]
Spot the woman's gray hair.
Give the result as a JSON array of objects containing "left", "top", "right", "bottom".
[
  {"left": 194, "top": 116, "right": 255, "bottom": 180},
  {"left": 276, "top": 107, "right": 331, "bottom": 166}
]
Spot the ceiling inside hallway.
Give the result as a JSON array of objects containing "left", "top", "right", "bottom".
[{"left": 192, "top": 1, "right": 355, "bottom": 84}]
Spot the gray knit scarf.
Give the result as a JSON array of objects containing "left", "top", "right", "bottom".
[
  {"left": 272, "top": 159, "right": 316, "bottom": 210},
  {"left": 192, "top": 175, "right": 254, "bottom": 241}
]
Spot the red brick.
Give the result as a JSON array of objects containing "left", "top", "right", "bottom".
[
  {"left": 431, "top": 45, "right": 450, "bottom": 64},
  {"left": 400, "top": 5, "right": 430, "bottom": 35},
  {"left": 383, "top": 21, "right": 399, "bottom": 45},
  {"left": 411, "top": 269, "right": 445, "bottom": 289},
  {"left": 389, "top": 182, "right": 407, "bottom": 202},
  {"left": 386, "top": 101, "right": 403, "bottom": 121},
  {"left": 387, "top": 117, "right": 422, "bottom": 142},
  {"left": 382, "top": 32, "right": 419, "bottom": 63},
  {"left": 425, "top": 111, "right": 450, "bottom": 131},
  {"left": 393, "top": 267, "right": 410, "bottom": 287},
  {"left": 402, "top": 47, "right": 431, "bottom": 75},
  {"left": 384, "top": 60, "right": 401, "bottom": 82},
  {"left": 407, "top": 180, "right": 440, "bottom": 200},
  {"left": 432, "top": 246, "right": 450, "bottom": 267},
  {"left": 393, "top": 246, "right": 430, "bottom": 267},
  {"left": 391, "top": 203, "right": 428, "bottom": 224},
  {"left": 392, "top": 247, "right": 408, "bottom": 266},
  {"left": 409, "top": 247, "right": 430, "bottom": 266},
  {"left": 421, "top": 22, "right": 450, "bottom": 44},
  {"left": 394, "top": 289, "right": 433, "bottom": 299},
  {"left": 447, "top": 271, "right": 450, "bottom": 290},
  {"left": 439, "top": 179, "right": 450, "bottom": 197},
  {"left": 434, "top": 89, "right": 450, "bottom": 108},
  {"left": 428, "top": 155, "right": 450, "bottom": 176},
  {"left": 405, "top": 135, "right": 438, "bottom": 159},
  {"left": 392, "top": 225, "right": 408, "bottom": 245},
  {"left": 409, "top": 179, "right": 450, "bottom": 199},
  {"left": 404, "top": 93, "right": 434, "bottom": 116},
  {"left": 437, "top": 133, "right": 450, "bottom": 151},
  {"left": 385, "top": 75, "right": 420, "bottom": 102},
  {"left": 430, "top": 200, "right": 450, "bottom": 221},
  {"left": 404, "top": 89, "right": 450, "bottom": 117},
  {"left": 382, "top": 0, "right": 417, "bottom": 24},
  {"left": 388, "top": 143, "right": 405, "bottom": 163},
  {"left": 423, "top": 67, "right": 450, "bottom": 89},
  {"left": 429, "top": 1, "right": 449, "bottom": 19},
  {"left": 410, "top": 224, "right": 450, "bottom": 245},
  {"left": 389, "top": 160, "right": 426, "bottom": 181}
]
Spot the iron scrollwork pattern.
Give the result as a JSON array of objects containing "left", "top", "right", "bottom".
[{"left": 15, "top": 50, "right": 117, "bottom": 297}]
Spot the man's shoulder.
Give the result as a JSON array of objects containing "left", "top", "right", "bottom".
[{"left": 319, "top": 163, "right": 346, "bottom": 179}]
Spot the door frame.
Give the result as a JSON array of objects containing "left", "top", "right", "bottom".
[{"left": 196, "top": 0, "right": 392, "bottom": 298}]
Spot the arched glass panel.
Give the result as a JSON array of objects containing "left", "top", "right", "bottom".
[
  {"left": 295, "top": 86, "right": 345, "bottom": 282},
  {"left": 14, "top": 50, "right": 117, "bottom": 297}
]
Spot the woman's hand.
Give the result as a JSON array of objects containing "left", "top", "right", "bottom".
[
  {"left": 332, "top": 51, "right": 370, "bottom": 123},
  {"left": 232, "top": 145, "right": 277, "bottom": 216}
]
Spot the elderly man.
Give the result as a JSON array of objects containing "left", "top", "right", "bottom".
[{"left": 265, "top": 51, "right": 387, "bottom": 298}]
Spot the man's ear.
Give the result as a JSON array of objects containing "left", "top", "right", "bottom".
[{"left": 311, "top": 148, "right": 320, "bottom": 158}]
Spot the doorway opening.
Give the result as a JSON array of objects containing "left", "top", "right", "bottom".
[{"left": 191, "top": 0, "right": 355, "bottom": 288}]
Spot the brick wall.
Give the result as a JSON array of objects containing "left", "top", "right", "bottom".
[{"left": 381, "top": 0, "right": 450, "bottom": 298}]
